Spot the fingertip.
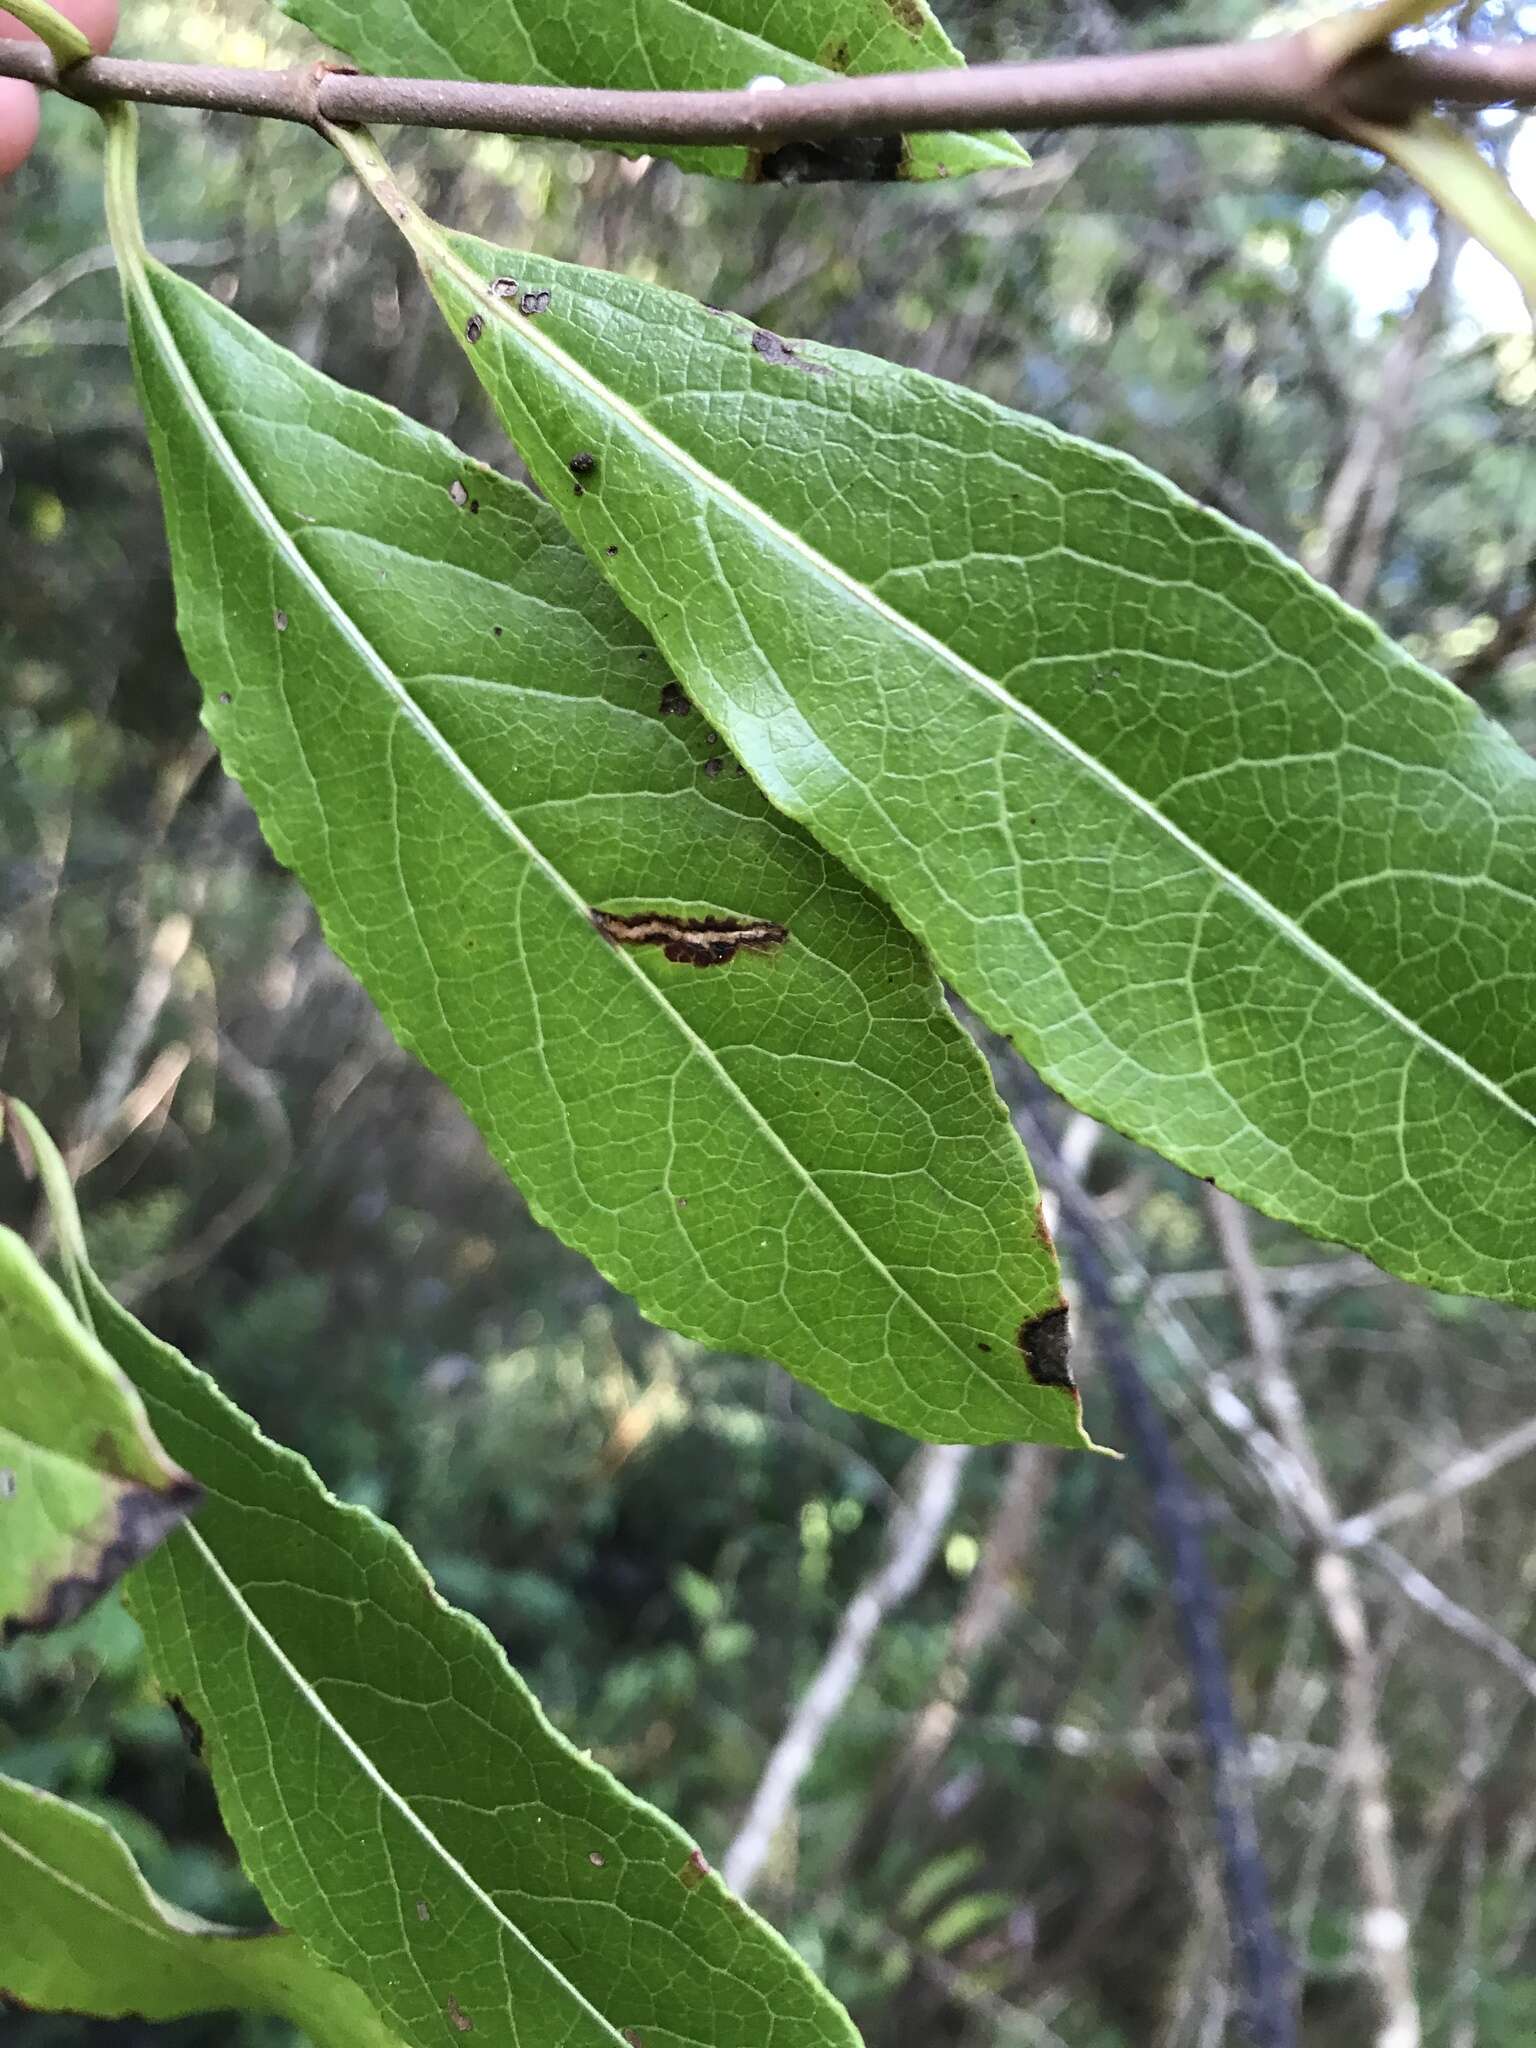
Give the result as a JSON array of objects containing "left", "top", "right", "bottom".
[
  {"left": 0, "top": 76, "right": 41, "bottom": 179},
  {"left": 0, "top": 0, "right": 117, "bottom": 55},
  {"left": 72, "top": 0, "right": 120, "bottom": 57}
]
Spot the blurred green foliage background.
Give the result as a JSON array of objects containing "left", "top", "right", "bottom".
[{"left": 4, "top": 2, "right": 1536, "bottom": 2042}]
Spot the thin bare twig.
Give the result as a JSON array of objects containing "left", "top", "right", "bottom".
[
  {"left": 2, "top": 34, "right": 1536, "bottom": 147},
  {"left": 720, "top": 1442, "right": 971, "bottom": 1900},
  {"left": 1336, "top": 1412, "right": 1536, "bottom": 1551},
  {"left": 1206, "top": 1188, "right": 1421, "bottom": 2048}
]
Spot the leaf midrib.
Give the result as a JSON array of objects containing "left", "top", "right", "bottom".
[
  {"left": 432, "top": 227, "right": 1536, "bottom": 1146},
  {"left": 128, "top": 258, "right": 1032, "bottom": 1423}
]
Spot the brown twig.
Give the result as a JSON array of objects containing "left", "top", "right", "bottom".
[
  {"left": 1206, "top": 1188, "right": 1422, "bottom": 2048},
  {"left": 2, "top": 35, "right": 1535, "bottom": 147}
]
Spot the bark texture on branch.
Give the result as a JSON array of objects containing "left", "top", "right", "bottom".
[{"left": 2, "top": 34, "right": 1534, "bottom": 145}]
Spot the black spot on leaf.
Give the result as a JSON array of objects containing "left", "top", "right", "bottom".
[{"left": 1019, "top": 1305, "right": 1072, "bottom": 1389}]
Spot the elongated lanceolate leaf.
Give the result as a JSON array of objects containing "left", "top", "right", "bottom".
[
  {"left": 104, "top": 113, "right": 1084, "bottom": 1449},
  {"left": 348, "top": 143, "right": 1536, "bottom": 1310},
  {"left": 280, "top": 0, "right": 1024, "bottom": 181},
  {"left": 0, "top": 1776, "right": 403, "bottom": 2048},
  {"left": 0, "top": 1206, "right": 198, "bottom": 1643},
  {"left": 71, "top": 1258, "right": 862, "bottom": 2048}
]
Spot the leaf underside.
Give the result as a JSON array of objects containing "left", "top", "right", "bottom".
[
  {"left": 0, "top": 1776, "right": 403, "bottom": 2048},
  {"left": 280, "top": 0, "right": 1025, "bottom": 181},
  {"left": 87, "top": 1266, "right": 862, "bottom": 2048},
  {"left": 114, "top": 233, "right": 1085, "bottom": 1447},
  {"left": 375, "top": 194, "right": 1536, "bottom": 1310}
]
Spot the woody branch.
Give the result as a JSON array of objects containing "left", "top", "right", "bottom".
[{"left": 1, "top": 31, "right": 1534, "bottom": 147}]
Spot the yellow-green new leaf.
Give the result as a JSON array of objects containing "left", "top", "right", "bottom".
[
  {"left": 353, "top": 146, "right": 1536, "bottom": 1311},
  {"left": 0, "top": 1227, "right": 199, "bottom": 1643},
  {"left": 0, "top": 1776, "right": 402, "bottom": 2048}
]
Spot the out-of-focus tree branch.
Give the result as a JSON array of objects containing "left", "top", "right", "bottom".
[
  {"left": 720, "top": 1442, "right": 971, "bottom": 1901},
  {"left": 1206, "top": 1188, "right": 1421, "bottom": 2048}
]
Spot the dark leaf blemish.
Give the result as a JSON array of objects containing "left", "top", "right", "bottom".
[
  {"left": 449, "top": 480, "right": 469, "bottom": 508},
  {"left": 1019, "top": 1305, "right": 1073, "bottom": 1389},
  {"left": 1033, "top": 1201, "right": 1057, "bottom": 1257},
  {"left": 605, "top": 545, "right": 619, "bottom": 557},
  {"left": 977, "top": 1342, "right": 992, "bottom": 1354},
  {"left": 753, "top": 135, "right": 905, "bottom": 184},
  {"left": 493, "top": 626, "right": 504, "bottom": 639},
  {"left": 465, "top": 314, "right": 485, "bottom": 344},
  {"left": 569, "top": 452, "right": 596, "bottom": 477},
  {"left": 659, "top": 682, "right": 691, "bottom": 718},
  {"left": 885, "top": 0, "right": 926, "bottom": 33},
  {"left": 591, "top": 908, "right": 788, "bottom": 969},
  {"left": 274, "top": 610, "right": 288, "bottom": 633},
  {"left": 218, "top": 691, "right": 232, "bottom": 705},
  {"left": 519, "top": 289, "right": 552, "bottom": 317},
  {"left": 168, "top": 1694, "right": 205, "bottom": 1759},
  {"left": 468, "top": 499, "right": 480, "bottom": 515},
  {"left": 703, "top": 758, "right": 723, "bottom": 779},
  {"left": 489, "top": 276, "right": 519, "bottom": 300},
  {"left": 3, "top": 1475, "right": 202, "bottom": 1645},
  {"left": 446, "top": 1995, "right": 472, "bottom": 2033},
  {"left": 750, "top": 327, "right": 829, "bottom": 375}
]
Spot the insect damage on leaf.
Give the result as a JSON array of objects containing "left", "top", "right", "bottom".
[
  {"left": 590, "top": 909, "right": 788, "bottom": 968},
  {"left": 658, "top": 681, "right": 691, "bottom": 717},
  {"left": 751, "top": 136, "right": 907, "bottom": 185},
  {"left": 519, "top": 289, "right": 552, "bottom": 317},
  {"left": 1019, "top": 1304, "right": 1072, "bottom": 1389},
  {"left": 465, "top": 314, "right": 485, "bottom": 344},
  {"left": 168, "top": 1693, "right": 206, "bottom": 1759},
  {"left": 750, "top": 327, "right": 829, "bottom": 375},
  {"left": 488, "top": 275, "right": 519, "bottom": 300}
]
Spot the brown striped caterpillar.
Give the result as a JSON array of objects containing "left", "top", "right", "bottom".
[{"left": 590, "top": 909, "right": 788, "bottom": 968}]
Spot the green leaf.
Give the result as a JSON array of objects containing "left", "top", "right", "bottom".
[
  {"left": 0, "top": 1775, "right": 403, "bottom": 2048},
  {"left": 75, "top": 1258, "right": 862, "bottom": 2048},
  {"left": 347, "top": 142, "right": 1536, "bottom": 1311},
  {"left": 103, "top": 109, "right": 1084, "bottom": 1451},
  {"left": 279, "top": 0, "right": 1024, "bottom": 181},
  {"left": 0, "top": 1221, "right": 198, "bottom": 1644}
]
